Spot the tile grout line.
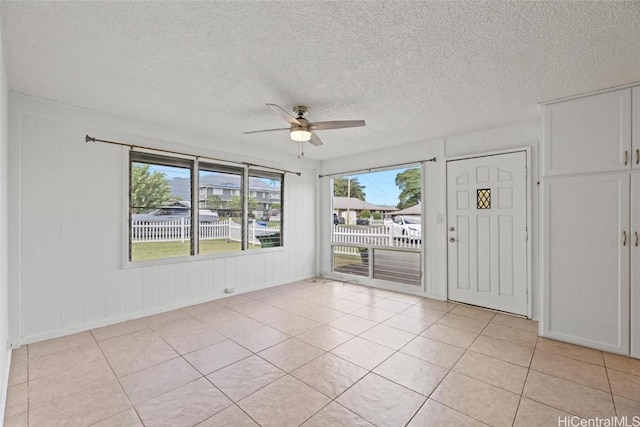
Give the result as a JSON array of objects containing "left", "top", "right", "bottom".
[
  {"left": 510, "top": 335, "right": 538, "bottom": 427},
  {"left": 26, "top": 279, "right": 639, "bottom": 426},
  {"left": 424, "top": 310, "right": 511, "bottom": 426},
  {"left": 603, "top": 360, "right": 619, "bottom": 416},
  {"left": 404, "top": 309, "right": 499, "bottom": 426},
  {"left": 519, "top": 336, "right": 603, "bottom": 420},
  {"left": 87, "top": 330, "right": 143, "bottom": 426}
]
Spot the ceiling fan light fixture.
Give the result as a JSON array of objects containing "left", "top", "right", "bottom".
[{"left": 290, "top": 127, "right": 311, "bottom": 142}]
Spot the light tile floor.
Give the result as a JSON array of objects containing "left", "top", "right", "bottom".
[{"left": 4, "top": 278, "right": 640, "bottom": 426}]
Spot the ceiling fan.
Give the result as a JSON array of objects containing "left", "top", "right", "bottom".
[{"left": 243, "top": 104, "right": 366, "bottom": 147}]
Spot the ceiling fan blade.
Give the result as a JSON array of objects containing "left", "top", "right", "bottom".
[
  {"left": 266, "top": 103, "right": 301, "bottom": 126},
  {"left": 310, "top": 120, "right": 365, "bottom": 130},
  {"left": 243, "top": 127, "right": 290, "bottom": 135},
  {"left": 309, "top": 132, "right": 323, "bottom": 147}
]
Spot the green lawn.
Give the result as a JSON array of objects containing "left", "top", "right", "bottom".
[
  {"left": 131, "top": 239, "right": 260, "bottom": 261},
  {"left": 333, "top": 252, "right": 365, "bottom": 268}
]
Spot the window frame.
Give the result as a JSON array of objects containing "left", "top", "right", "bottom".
[{"left": 127, "top": 151, "right": 284, "bottom": 265}]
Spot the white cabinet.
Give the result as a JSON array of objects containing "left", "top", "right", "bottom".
[
  {"left": 543, "top": 88, "right": 632, "bottom": 176},
  {"left": 542, "top": 85, "right": 640, "bottom": 356},
  {"left": 632, "top": 172, "right": 640, "bottom": 358},
  {"left": 542, "top": 174, "right": 630, "bottom": 354}
]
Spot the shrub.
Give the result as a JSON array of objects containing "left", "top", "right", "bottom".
[{"left": 359, "top": 209, "right": 371, "bottom": 219}]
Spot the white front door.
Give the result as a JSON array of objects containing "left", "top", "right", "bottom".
[{"left": 447, "top": 151, "right": 528, "bottom": 315}]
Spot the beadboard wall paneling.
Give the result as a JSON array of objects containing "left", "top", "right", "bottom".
[
  {"left": 0, "top": 24, "right": 10, "bottom": 419},
  {"left": 9, "top": 93, "right": 318, "bottom": 345}
]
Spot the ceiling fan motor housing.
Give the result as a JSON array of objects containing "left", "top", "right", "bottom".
[
  {"left": 293, "top": 105, "right": 308, "bottom": 117},
  {"left": 290, "top": 118, "right": 311, "bottom": 142}
]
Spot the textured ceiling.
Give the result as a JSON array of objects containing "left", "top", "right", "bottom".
[{"left": 2, "top": 1, "right": 640, "bottom": 161}]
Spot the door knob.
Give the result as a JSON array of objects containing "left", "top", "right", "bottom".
[
  {"left": 449, "top": 237, "right": 456, "bottom": 242},
  {"left": 449, "top": 226, "right": 455, "bottom": 231}
]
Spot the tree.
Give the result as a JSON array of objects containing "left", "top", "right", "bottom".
[
  {"left": 334, "top": 177, "right": 366, "bottom": 201},
  {"left": 372, "top": 211, "right": 382, "bottom": 220},
  {"left": 131, "top": 163, "right": 171, "bottom": 213},
  {"left": 228, "top": 195, "right": 258, "bottom": 213},
  {"left": 269, "top": 202, "right": 281, "bottom": 211},
  {"left": 395, "top": 168, "right": 421, "bottom": 210},
  {"left": 205, "top": 195, "right": 223, "bottom": 209}
]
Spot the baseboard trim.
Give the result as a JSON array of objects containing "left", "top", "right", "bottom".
[{"left": 18, "top": 274, "right": 315, "bottom": 345}]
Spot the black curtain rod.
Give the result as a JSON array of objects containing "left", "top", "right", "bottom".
[
  {"left": 85, "top": 135, "right": 302, "bottom": 176},
  {"left": 317, "top": 157, "right": 436, "bottom": 179}
]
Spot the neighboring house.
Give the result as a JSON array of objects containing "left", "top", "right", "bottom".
[
  {"left": 389, "top": 204, "right": 421, "bottom": 216},
  {"left": 332, "top": 196, "right": 397, "bottom": 220},
  {"left": 170, "top": 174, "right": 280, "bottom": 212}
]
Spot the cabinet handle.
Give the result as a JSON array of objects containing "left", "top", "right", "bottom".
[
  {"left": 624, "top": 151, "right": 629, "bottom": 166},
  {"left": 636, "top": 149, "right": 639, "bottom": 165},
  {"left": 623, "top": 231, "right": 627, "bottom": 246},
  {"left": 636, "top": 231, "right": 639, "bottom": 247}
]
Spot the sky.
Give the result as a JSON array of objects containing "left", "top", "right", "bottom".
[{"left": 341, "top": 167, "right": 415, "bottom": 207}]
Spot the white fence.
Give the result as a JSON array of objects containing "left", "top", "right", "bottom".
[
  {"left": 132, "top": 220, "right": 419, "bottom": 250},
  {"left": 131, "top": 218, "right": 280, "bottom": 246},
  {"left": 332, "top": 224, "right": 421, "bottom": 254}
]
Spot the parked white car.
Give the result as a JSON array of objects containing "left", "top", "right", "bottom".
[{"left": 391, "top": 215, "right": 421, "bottom": 240}]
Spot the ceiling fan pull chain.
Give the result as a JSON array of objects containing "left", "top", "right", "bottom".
[{"left": 297, "top": 140, "right": 304, "bottom": 159}]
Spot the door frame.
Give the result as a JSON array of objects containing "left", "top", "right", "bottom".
[{"left": 445, "top": 147, "right": 533, "bottom": 318}]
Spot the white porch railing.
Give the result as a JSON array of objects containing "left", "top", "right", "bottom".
[{"left": 332, "top": 224, "right": 421, "bottom": 252}]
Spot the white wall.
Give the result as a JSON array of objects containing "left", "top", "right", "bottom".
[
  {"left": 0, "top": 15, "right": 9, "bottom": 420},
  {"left": 8, "top": 93, "right": 319, "bottom": 345},
  {"left": 320, "top": 120, "right": 541, "bottom": 318}
]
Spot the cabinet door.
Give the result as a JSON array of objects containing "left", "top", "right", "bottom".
[
  {"left": 543, "top": 88, "right": 632, "bottom": 176},
  {"left": 632, "top": 172, "right": 640, "bottom": 357},
  {"left": 633, "top": 87, "right": 640, "bottom": 170},
  {"left": 542, "top": 173, "right": 630, "bottom": 354}
]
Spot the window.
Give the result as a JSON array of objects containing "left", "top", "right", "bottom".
[
  {"left": 249, "top": 170, "right": 283, "bottom": 250},
  {"left": 198, "top": 163, "right": 244, "bottom": 255},
  {"left": 330, "top": 166, "right": 422, "bottom": 286},
  {"left": 129, "top": 153, "right": 193, "bottom": 262},
  {"left": 477, "top": 188, "right": 491, "bottom": 209},
  {"left": 129, "top": 151, "right": 284, "bottom": 262}
]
